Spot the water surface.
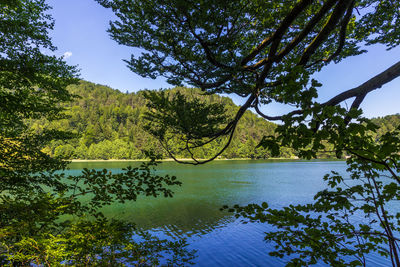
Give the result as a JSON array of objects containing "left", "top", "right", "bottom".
[{"left": 68, "top": 160, "right": 391, "bottom": 266}]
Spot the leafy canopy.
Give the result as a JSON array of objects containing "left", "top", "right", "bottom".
[
  {"left": 0, "top": 0, "right": 194, "bottom": 265},
  {"left": 32, "top": 82, "right": 280, "bottom": 160},
  {"left": 99, "top": 0, "right": 400, "bottom": 164},
  {"left": 100, "top": 0, "right": 400, "bottom": 265}
]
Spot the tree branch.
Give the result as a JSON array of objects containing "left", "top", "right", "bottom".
[
  {"left": 324, "top": 60, "right": 400, "bottom": 106},
  {"left": 326, "top": 1, "right": 355, "bottom": 62},
  {"left": 275, "top": 0, "right": 339, "bottom": 64},
  {"left": 260, "top": 60, "right": 400, "bottom": 121},
  {"left": 299, "top": 0, "right": 352, "bottom": 65},
  {"left": 165, "top": 94, "right": 256, "bottom": 165},
  {"left": 241, "top": 0, "right": 314, "bottom": 68}
]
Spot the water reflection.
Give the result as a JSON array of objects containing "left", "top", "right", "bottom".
[{"left": 99, "top": 197, "right": 235, "bottom": 238}]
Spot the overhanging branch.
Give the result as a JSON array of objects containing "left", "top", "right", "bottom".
[
  {"left": 324, "top": 60, "right": 400, "bottom": 106},
  {"left": 258, "top": 60, "right": 400, "bottom": 121}
]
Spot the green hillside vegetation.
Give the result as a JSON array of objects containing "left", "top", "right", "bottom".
[
  {"left": 29, "top": 81, "right": 399, "bottom": 161},
  {"left": 30, "top": 81, "right": 292, "bottom": 160},
  {"left": 371, "top": 114, "right": 400, "bottom": 136}
]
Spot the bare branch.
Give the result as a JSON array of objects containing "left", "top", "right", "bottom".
[
  {"left": 261, "top": 60, "right": 400, "bottom": 121},
  {"left": 325, "top": 61, "right": 400, "bottom": 106}
]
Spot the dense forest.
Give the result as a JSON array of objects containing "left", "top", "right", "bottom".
[
  {"left": 371, "top": 114, "right": 400, "bottom": 136},
  {"left": 29, "top": 81, "right": 400, "bottom": 160},
  {"left": 30, "top": 81, "right": 286, "bottom": 160}
]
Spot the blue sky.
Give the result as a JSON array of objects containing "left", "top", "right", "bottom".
[{"left": 49, "top": 0, "right": 400, "bottom": 118}]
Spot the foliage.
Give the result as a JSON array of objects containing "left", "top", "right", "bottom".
[
  {"left": 371, "top": 114, "right": 400, "bottom": 137},
  {"left": 0, "top": 1, "right": 194, "bottom": 265},
  {"left": 32, "top": 80, "right": 398, "bottom": 163},
  {"left": 36, "top": 81, "right": 280, "bottom": 160},
  {"left": 143, "top": 90, "right": 230, "bottom": 163},
  {"left": 228, "top": 112, "right": 400, "bottom": 266},
  {"left": 100, "top": 0, "right": 400, "bottom": 265},
  {"left": 144, "top": 90, "right": 228, "bottom": 141}
]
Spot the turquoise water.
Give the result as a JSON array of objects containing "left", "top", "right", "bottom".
[{"left": 68, "top": 160, "right": 392, "bottom": 266}]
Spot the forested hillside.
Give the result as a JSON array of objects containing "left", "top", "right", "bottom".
[
  {"left": 371, "top": 114, "right": 400, "bottom": 136},
  {"left": 29, "top": 81, "right": 399, "bottom": 160},
  {"left": 30, "top": 81, "right": 288, "bottom": 160}
]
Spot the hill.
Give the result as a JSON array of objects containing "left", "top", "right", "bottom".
[
  {"left": 30, "top": 81, "right": 399, "bottom": 160},
  {"left": 371, "top": 114, "right": 400, "bottom": 135},
  {"left": 30, "top": 81, "right": 289, "bottom": 160}
]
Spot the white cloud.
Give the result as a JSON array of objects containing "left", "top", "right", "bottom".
[{"left": 63, "top": 51, "right": 73, "bottom": 59}]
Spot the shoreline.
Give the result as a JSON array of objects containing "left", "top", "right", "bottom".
[{"left": 69, "top": 157, "right": 320, "bottom": 163}]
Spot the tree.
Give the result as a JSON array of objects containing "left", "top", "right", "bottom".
[
  {"left": 39, "top": 81, "right": 277, "bottom": 160},
  {"left": 0, "top": 0, "right": 194, "bottom": 265},
  {"left": 99, "top": 0, "right": 400, "bottom": 265}
]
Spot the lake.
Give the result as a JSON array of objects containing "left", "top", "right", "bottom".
[{"left": 68, "top": 160, "right": 392, "bottom": 266}]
